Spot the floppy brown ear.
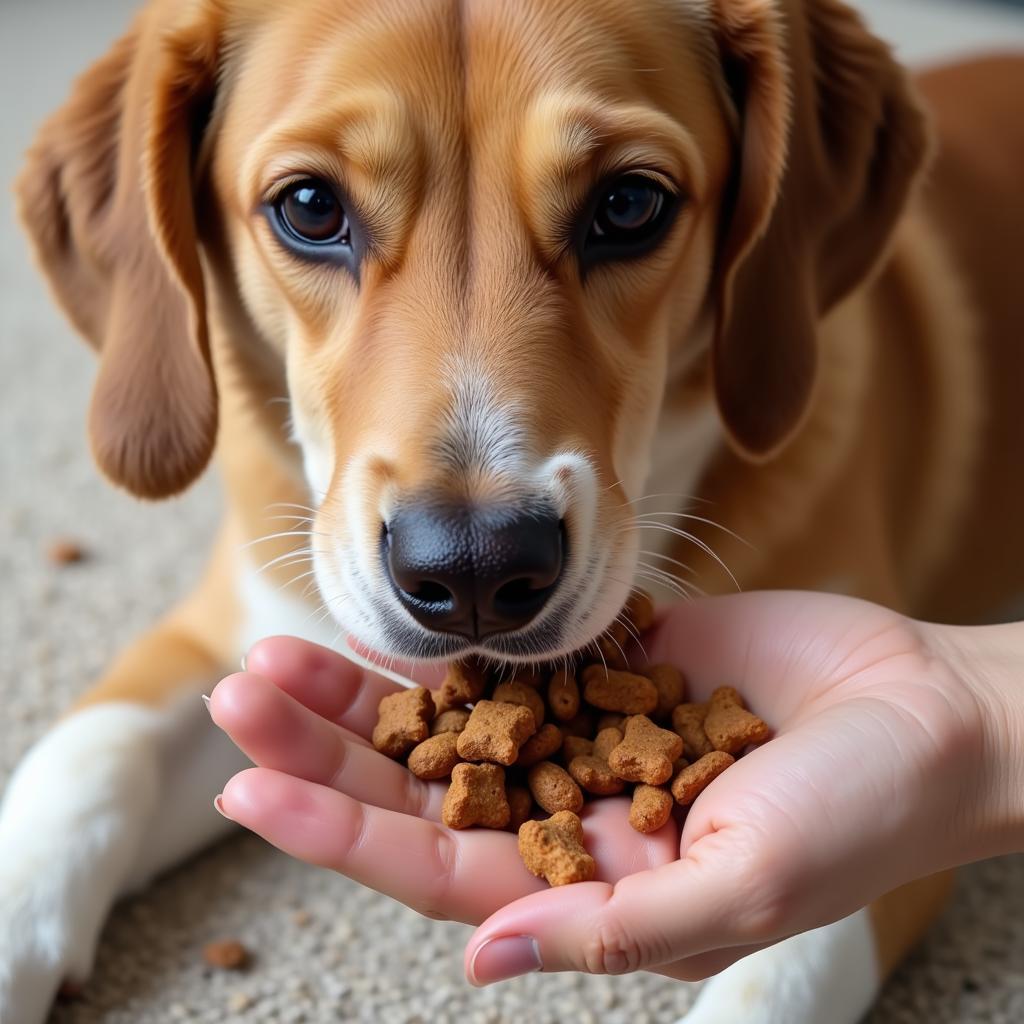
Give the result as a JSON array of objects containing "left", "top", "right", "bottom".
[
  {"left": 15, "top": 4, "right": 222, "bottom": 498},
  {"left": 710, "top": 0, "right": 931, "bottom": 460}
]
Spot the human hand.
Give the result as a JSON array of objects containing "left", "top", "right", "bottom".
[{"left": 210, "top": 591, "right": 1015, "bottom": 986}]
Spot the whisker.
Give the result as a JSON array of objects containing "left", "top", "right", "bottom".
[
  {"left": 625, "top": 522, "right": 740, "bottom": 591},
  {"left": 630, "top": 511, "right": 752, "bottom": 549}
]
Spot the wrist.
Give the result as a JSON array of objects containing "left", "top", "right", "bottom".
[{"left": 924, "top": 620, "right": 1024, "bottom": 860}]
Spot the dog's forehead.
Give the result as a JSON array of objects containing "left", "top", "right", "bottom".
[{"left": 225, "top": 0, "right": 715, "bottom": 148}]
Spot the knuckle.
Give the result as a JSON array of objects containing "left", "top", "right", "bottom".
[
  {"left": 419, "top": 829, "right": 458, "bottom": 919},
  {"left": 581, "top": 915, "right": 647, "bottom": 976}
]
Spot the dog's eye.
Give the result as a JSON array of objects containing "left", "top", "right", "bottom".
[
  {"left": 582, "top": 174, "right": 677, "bottom": 266},
  {"left": 275, "top": 179, "right": 350, "bottom": 246}
]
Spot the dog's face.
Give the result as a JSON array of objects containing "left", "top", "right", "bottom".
[{"left": 18, "top": 0, "right": 927, "bottom": 662}]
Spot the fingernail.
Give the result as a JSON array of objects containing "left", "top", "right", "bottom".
[
  {"left": 468, "top": 936, "right": 541, "bottom": 986},
  {"left": 201, "top": 694, "right": 212, "bottom": 715},
  {"left": 213, "top": 794, "right": 232, "bottom": 820},
  {"left": 240, "top": 652, "right": 248, "bottom": 672}
]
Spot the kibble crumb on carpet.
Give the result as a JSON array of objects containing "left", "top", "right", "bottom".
[{"left": 3, "top": 2, "right": 1024, "bottom": 1022}]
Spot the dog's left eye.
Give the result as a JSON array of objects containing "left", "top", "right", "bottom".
[{"left": 582, "top": 174, "right": 677, "bottom": 265}]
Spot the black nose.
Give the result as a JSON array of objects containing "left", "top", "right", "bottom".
[{"left": 384, "top": 505, "right": 565, "bottom": 639}]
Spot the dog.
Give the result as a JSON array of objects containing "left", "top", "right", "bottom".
[{"left": 3, "top": 0, "right": 1022, "bottom": 1020}]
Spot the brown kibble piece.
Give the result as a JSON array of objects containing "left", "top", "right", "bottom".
[
  {"left": 518, "top": 810, "right": 595, "bottom": 886},
  {"left": 582, "top": 667, "right": 659, "bottom": 716},
  {"left": 515, "top": 723, "right": 563, "bottom": 767},
  {"left": 437, "top": 659, "right": 488, "bottom": 711},
  {"left": 443, "top": 763, "right": 510, "bottom": 829},
  {"left": 645, "top": 664, "right": 686, "bottom": 720},
  {"left": 456, "top": 700, "right": 536, "bottom": 765},
  {"left": 372, "top": 687, "right": 435, "bottom": 759},
  {"left": 506, "top": 785, "right": 535, "bottom": 832},
  {"left": 671, "top": 702, "right": 715, "bottom": 759},
  {"left": 607, "top": 715, "right": 683, "bottom": 785},
  {"left": 203, "top": 939, "right": 250, "bottom": 970},
  {"left": 704, "top": 687, "right": 770, "bottom": 754},
  {"left": 624, "top": 589, "right": 656, "bottom": 632},
  {"left": 431, "top": 708, "right": 471, "bottom": 735},
  {"left": 630, "top": 785, "right": 674, "bottom": 833},
  {"left": 493, "top": 680, "right": 545, "bottom": 728},
  {"left": 671, "top": 751, "right": 735, "bottom": 805},
  {"left": 561, "top": 735, "right": 594, "bottom": 762},
  {"left": 596, "top": 713, "right": 625, "bottom": 733},
  {"left": 47, "top": 538, "right": 86, "bottom": 565},
  {"left": 407, "top": 732, "right": 462, "bottom": 780},
  {"left": 568, "top": 755, "right": 624, "bottom": 796},
  {"left": 547, "top": 669, "right": 580, "bottom": 722},
  {"left": 593, "top": 727, "right": 623, "bottom": 762},
  {"left": 527, "top": 761, "right": 584, "bottom": 814}
]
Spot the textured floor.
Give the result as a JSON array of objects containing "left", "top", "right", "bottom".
[{"left": 2, "top": 1, "right": 1024, "bottom": 1022}]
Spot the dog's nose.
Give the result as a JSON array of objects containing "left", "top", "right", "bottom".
[{"left": 384, "top": 505, "right": 564, "bottom": 638}]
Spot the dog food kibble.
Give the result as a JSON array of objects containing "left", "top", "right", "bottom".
[
  {"left": 671, "top": 751, "right": 735, "bottom": 805},
  {"left": 515, "top": 723, "right": 564, "bottom": 767},
  {"left": 370, "top": 590, "right": 772, "bottom": 886},
  {"left": 506, "top": 784, "right": 535, "bottom": 833},
  {"left": 438, "top": 659, "right": 488, "bottom": 711},
  {"left": 582, "top": 666, "right": 659, "bottom": 716},
  {"left": 561, "top": 735, "right": 594, "bottom": 762},
  {"left": 528, "top": 761, "right": 584, "bottom": 814},
  {"left": 431, "top": 708, "right": 471, "bottom": 735},
  {"left": 646, "top": 663, "right": 687, "bottom": 719},
  {"left": 518, "top": 811, "right": 596, "bottom": 886},
  {"left": 372, "top": 687, "right": 435, "bottom": 759},
  {"left": 607, "top": 715, "right": 684, "bottom": 785},
  {"left": 547, "top": 669, "right": 580, "bottom": 721},
  {"left": 407, "top": 732, "right": 462, "bottom": 780},
  {"left": 203, "top": 939, "right": 250, "bottom": 971},
  {"left": 593, "top": 725, "right": 624, "bottom": 762},
  {"left": 47, "top": 538, "right": 86, "bottom": 565},
  {"left": 671, "top": 702, "right": 715, "bottom": 759},
  {"left": 493, "top": 680, "right": 546, "bottom": 728},
  {"left": 442, "top": 763, "right": 511, "bottom": 829},
  {"left": 703, "top": 686, "right": 770, "bottom": 754},
  {"left": 630, "top": 784, "right": 674, "bottom": 833},
  {"left": 568, "top": 755, "right": 625, "bottom": 796},
  {"left": 456, "top": 700, "right": 536, "bottom": 765}
]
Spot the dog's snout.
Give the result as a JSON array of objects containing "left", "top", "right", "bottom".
[{"left": 384, "top": 505, "right": 564, "bottom": 639}]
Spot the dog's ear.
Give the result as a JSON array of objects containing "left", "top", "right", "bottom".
[
  {"left": 709, "top": 0, "right": 931, "bottom": 460},
  {"left": 15, "top": 4, "right": 223, "bottom": 498}
]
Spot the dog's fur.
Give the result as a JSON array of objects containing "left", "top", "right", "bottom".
[{"left": 2, "top": 0, "right": 1022, "bottom": 1019}]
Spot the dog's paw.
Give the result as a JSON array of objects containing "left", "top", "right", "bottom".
[
  {"left": 675, "top": 911, "right": 878, "bottom": 1024},
  {"left": 0, "top": 833, "right": 104, "bottom": 1024}
]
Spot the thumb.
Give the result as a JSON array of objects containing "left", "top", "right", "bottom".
[{"left": 465, "top": 825, "right": 776, "bottom": 984}]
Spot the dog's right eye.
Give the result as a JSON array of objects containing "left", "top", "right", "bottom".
[{"left": 275, "top": 180, "right": 350, "bottom": 245}]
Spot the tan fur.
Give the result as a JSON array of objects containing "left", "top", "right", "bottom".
[{"left": 16, "top": 0, "right": 1024, "bottom": 1002}]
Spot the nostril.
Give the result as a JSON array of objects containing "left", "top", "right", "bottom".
[
  {"left": 494, "top": 577, "right": 545, "bottom": 609},
  {"left": 407, "top": 579, "right": 454, "bottom": 606}
]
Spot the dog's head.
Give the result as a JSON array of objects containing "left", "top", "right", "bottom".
[{"left": 18, "top": 0, "right": 928, "bottom": 663}]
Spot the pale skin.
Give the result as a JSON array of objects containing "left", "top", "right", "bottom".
[{"left": 209, "top": 593, "right": 1024, "bottom": 986}]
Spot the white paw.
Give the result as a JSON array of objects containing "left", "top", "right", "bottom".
[
  {"left": 675, "top": 910, "right": 879, "bottom": 1024},
  {"left": 0, "top": 833, "right": 104, "bottom": 1024}
]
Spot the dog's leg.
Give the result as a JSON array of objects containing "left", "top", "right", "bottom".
[
  {"left": 0, "top": 553, "right": 252, "bottom": 1023},
  {"left": 676, "top": 874, "right": 954, "bottom": 1024}
]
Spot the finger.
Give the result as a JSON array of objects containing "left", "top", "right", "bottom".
[
  {"left": 210, "top": 673, "right": 445, "bottom": 818},
  {"left": 653, "top": 941, "right": 773, "bottom": 983},
  {"left": 244, "top": 635, "right": 404, "bottom": 738},
  {"left": 220, "top": 768, "right": 544, "bottom": 923},
  {"left": 465, "top": 823, "right": 775, "bottom": 983}
]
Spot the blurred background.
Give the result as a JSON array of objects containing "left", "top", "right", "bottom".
[{"left": 2, "top": 1, "right": 1023, "bottom": 1022}]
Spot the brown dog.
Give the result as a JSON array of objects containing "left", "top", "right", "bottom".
[{"left": 2, "top": 0, "right": 1022, "bottom": 1019}]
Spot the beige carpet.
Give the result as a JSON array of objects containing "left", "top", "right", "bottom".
[{"left": 2, "top": 2, "right": 1023, "bottom": 1021}]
